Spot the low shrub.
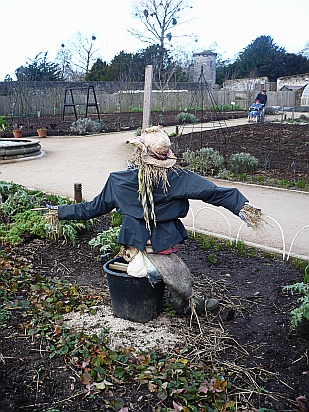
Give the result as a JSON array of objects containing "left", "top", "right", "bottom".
[
  {"left": 70, "top": 118, "right": 103, "bottom": 135},
  {"left": 182, "top": 147, "right": 224, "bottom": 176},
  {"left": 0, "top": 181, "right": 92, "bottom": 245},
  {"left": 135, "top": 127, "right": 142, "bottom": 136},
  {"left": 176, "top": 112, "right": 198, "bottom": 124},
  {"left": 228, "top": 152, "right": 259, "bottom": 174},
  {"left": 217, "top": 169, "right": 232, "bottom": 180}
]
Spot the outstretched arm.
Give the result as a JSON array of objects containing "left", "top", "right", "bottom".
[
  {"left": 47, "top": 176, "right": 116, "bottom": 221},
  {"left": 176, "top": 171, "right": 248, "bottom": 216},
  {"left": 176, "top": 171, "right": 263, "bottom": 229}
]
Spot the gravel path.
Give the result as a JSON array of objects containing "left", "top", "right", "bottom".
[{"left": 0, "top": 119, "right": 308, "bottom": 259}]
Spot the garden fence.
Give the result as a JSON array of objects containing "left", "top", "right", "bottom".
[{"left": 0, "top": 81, "right": 303, "bottom": 117}]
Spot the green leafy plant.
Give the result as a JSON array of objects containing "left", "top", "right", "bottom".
[
  {"left": 283, "top": 281, "right": 309, "bottom": 330},
  {"left": 296, "top": 180, "right": 307, "bottom": 189},
  {"left": 279, "top": 178, "right": 294, "bottom": 188},
  {"left": 228, "top": 152, "right": 259, "bottom": 174},
  {"left": 217, "top": 169, "right": 232, "bottom": 180},
  {"left": 88, "top": 211, "right": 122, "bottom": 256},
  {"left": 176, "top": 112, "right": 198, "bottom": 124},
  {"left": 208, "top": 253, "right": 218, "bottom": 265},
  {"left": 70, "top": 118, "right": 102, "bottom": 135},
  {"left": 298, "top": 114, "right": 309, "bottom": 122},
  {"left": 0, "top": 116, "right": 9, "bottom": 132},
  {"left": 0, "top": 210, "right": 46, "bottom": 244},
  {"left": 134, "top": 127, "right": 142, "bottom": 136},
  {"left": 282, "top": 263, "right": 309, "bottom": 330},
  {"left": 238, "top": 173, "right": 248, "bottom": 181},
  {"left": 0, "top": 180, "right": 92, "bottom": 245},
  {"left": 45, "top": 409, "right": 61, "bottom": 412},
  {"left": 182, "top": 147, "right": 224, "bottom": 176},
  {"left": 89, "top": 226, "right": 121, "bottom": 256},
  {"left": 129, "top": 106, "right": 142, "bottom": 112},
  {"left": 168, "top": 132, "right": 180, "bottom": 138},
  {"left": 0, "top": 187, "right": 39, "bottom": 216},
  {"left": 110, "top": 210, "right": 123, "bottom": 227}
]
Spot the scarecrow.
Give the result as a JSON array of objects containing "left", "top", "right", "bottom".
[{"left": 47, "top": 126, "right": 263, "bottom": 316}]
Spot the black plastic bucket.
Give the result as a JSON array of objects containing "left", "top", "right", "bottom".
[{"left": 103, "top": 256, "right": 165, "bottom": 323}]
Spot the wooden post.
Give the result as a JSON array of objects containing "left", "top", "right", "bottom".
[
  {"left": 142, "top": 65, "right": 153, "bottom": 130},
  {"left": 74, "top": 183, "right": 83, "bottom": 203}
]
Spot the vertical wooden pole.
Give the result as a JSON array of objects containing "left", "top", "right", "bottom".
[
  {"left": 142, "top": 65, "right": 153, "bottom": 130},
  {"left": 74, "top": 183, "right": 83, "bottom": 203}
]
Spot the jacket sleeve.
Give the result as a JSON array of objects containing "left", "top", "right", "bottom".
[
  {"left": 58, "top": 175, "right": 116, "bottom": 220},
  {"left": 178, "top": 171, "right": 248, "bottom": 216}
]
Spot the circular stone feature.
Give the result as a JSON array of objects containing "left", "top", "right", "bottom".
[{"left": 0, "top": 138, "right": 42, "bottom": 161}]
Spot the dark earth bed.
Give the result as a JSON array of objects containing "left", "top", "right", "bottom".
[
  {"left": 0, "top": 114, "right": 308, "bottom": 411},
  {"left": 1, "top": 217, "right": 308, "bottom": 412}
]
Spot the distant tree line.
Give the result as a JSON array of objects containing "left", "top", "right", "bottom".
[
  {"left": 85, "top": 45, "right": 189, "bottom": 83},
  {"left": 6, "top": 35, "right": 309, "bottom": 86},
  {"left": 216, "top": 36, "right": 309, "bottom": 84}
]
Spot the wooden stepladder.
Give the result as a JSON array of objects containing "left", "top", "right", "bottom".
[{"left": 62, "top": 85, "right": 100, "bottom": 121}]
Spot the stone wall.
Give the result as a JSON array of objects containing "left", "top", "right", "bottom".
[
  {"left": 277, "top": 73, "right": 309, "bottom": 90},
  {"left": 223, "top": 77, "right": 269, "bottom": 91}
]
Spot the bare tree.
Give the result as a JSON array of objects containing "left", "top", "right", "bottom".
[
  {"left": 57, "top": 32, "right": 101, "bottom": 80},
  {"left": 300, "top": 40, "right": 309, "bottom": 59},
  {"left": 55, "top": 44, "right": 73, "bottom": 80},
  {"left": 128, "top": 0, "right": 194, "bottom": 49}
]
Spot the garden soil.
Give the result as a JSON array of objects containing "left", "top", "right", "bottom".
[
  {"left": 0, "top": 114, "right": 309, "bottom": 411},
  {"left": 0, "top": 217, "right": 308, "bottom": 412}
]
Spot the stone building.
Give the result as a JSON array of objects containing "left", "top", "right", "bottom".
[
  {"left": 277, "top": 73, "right": 309, "bottom": 91},
  {"left": 277, "top": 74, "right": 309, "bottom": 106},
  {"left": 191, "top": 50, "right": 217, "bottom": 86}
]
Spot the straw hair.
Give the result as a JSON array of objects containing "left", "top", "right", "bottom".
[{"left": 127, "top": 126, "right": 177, "bottom": 231}]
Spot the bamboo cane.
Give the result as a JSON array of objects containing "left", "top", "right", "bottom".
[{"left": 108, "top": 263, "right": 128, "bottom": 273}]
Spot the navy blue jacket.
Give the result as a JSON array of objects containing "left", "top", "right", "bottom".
[
  {"left": 255, "top": 92, "right": 267, "bottom": 106},
  {"left": 58, "top": 168, "right": 248, "bottom": 252}
]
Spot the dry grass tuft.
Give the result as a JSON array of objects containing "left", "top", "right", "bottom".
[
  {"left": 240, "top": 204, "right": 266, "bottom": 231},
  {"left": 42, "top": 210, "right": 59, "bottom": 239}
]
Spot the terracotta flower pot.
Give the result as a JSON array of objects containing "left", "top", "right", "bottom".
[
  {"left": 13, "top": 130, "right": 23, "bottom": 138},
  {"left": 37, "top": 129, "right": 47, "bottom": 138}
]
